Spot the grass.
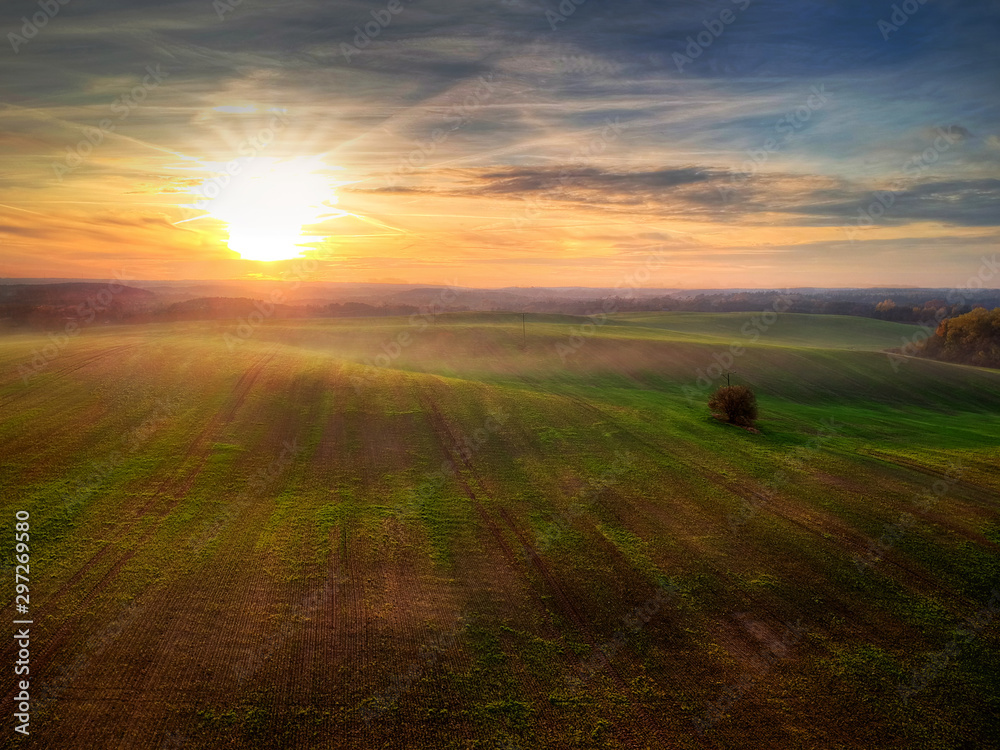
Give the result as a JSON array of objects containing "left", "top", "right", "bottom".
[{"left": 0, "top": 311, "right": 997, "bottom": 749}]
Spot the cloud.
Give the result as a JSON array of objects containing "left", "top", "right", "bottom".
[
  {"left": 470, "top": 166, "right": 716, "bottom": 193},
  {"left": 783, "top": 178, "right": 1000, "bottom": 227},
  {"left": 0, "top": 0, "right": 998, "bottom": 285}
]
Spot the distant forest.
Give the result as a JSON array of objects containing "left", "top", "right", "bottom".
[
  {"left": 522, "top": 289, "right": 1000, "bottom": 325},
  {"left": 0, "top": 285, "right": 425, "bottom": 327},
  {"left": 2, "top": 282, "right": 999, "bottom": 333}
]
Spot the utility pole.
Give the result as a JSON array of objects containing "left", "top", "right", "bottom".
[{"left": 521, "top": 312, "right": 526, "bottom": 348}]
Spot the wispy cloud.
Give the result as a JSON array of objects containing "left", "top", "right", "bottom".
[{"left": 0, "top": 0, "right": 997, "bottom": 285}]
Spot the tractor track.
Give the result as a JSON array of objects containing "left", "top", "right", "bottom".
[
  {"left": 1, "top": 343, "right": 145, "bottom": 408},
  {"left": 413, "top": 381, "right": 674, "bottom": 747},
  {"left": 2, "top": 348, "right": 279, "bottom": 709},
  {"left": 517, "top": 379, "right": 992, "bottom": 624}
]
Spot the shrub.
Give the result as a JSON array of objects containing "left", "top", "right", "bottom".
[{"left": 708, "top": 385, "right": 758, "bottom": 426}]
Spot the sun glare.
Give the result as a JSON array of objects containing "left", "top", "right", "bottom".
[{"left": 195, "top": 156, "right": 340, "bottom": 262}]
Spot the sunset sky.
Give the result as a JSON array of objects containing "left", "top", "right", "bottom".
[{"left": 1, "top": 0, "right": 998, "bottom": 288}]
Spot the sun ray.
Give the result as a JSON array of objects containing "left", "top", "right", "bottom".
[{"left": 186, "top": 155, "right": 344, "bottom": 262}]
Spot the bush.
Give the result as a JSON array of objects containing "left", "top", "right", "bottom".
[{"left": 708, "top": 385, "right": 758, "bottom": 426}]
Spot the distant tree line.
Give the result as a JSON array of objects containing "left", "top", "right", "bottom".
[
  {"left": 0, "top": 285, "right": 469, "bottom": 329},
  {"left": 155, "top": 298, "right": 446, "bottom": 320},
  {"left": 0, "top": 283, "right": 155, "bottom": 326},
  {"left": 520, "top": 289, "right": 1000, "bottom": 325},
  {"left": 318, "top": 302, "right": 427, "bottom": 317},
  {"left": 3, "top": 282, "right": 998, "bottom": 333}
]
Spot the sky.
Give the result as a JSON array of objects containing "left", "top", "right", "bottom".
[{"left": 0, "top": 0, "right": 998, "bottom": 289}]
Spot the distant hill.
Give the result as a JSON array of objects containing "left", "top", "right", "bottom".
[
  {"left": 161, "top": 298, "right": 427, "bottom": 322},
  {"left": 0, "top": 282, "right": 156, "bottom": 326},
  {"left": 163, "top": 297, "right": 307, "bottom": 321},
  {"left": 0, "top": 282, "right": 155, "bottom": 306},
  {"left": 2, "top": 279, "right": 999, "bottom": 330}
]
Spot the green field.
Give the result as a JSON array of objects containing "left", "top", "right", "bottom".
[{"left": 1, "top": 312, "right": 998, "bottom": 749}]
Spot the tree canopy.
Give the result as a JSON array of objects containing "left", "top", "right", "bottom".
[{"left": 917, "top": 307, "right": 1000, "bottom": 368}]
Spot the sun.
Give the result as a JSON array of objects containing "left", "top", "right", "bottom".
[{"left": 194, "top": 156, "right": 341, "bottom": 262}]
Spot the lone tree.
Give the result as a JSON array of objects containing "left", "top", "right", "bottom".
[{"left": 709, "top": 385, "right": 758, "bottom": 427}]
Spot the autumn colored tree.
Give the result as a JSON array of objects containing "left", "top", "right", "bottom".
[{"left": 917, "top": 306, "right": 1000, "bottom": 368}]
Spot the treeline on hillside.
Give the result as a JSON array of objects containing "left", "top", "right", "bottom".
[
  {"left": 0, "top": 283, "right": 156, "bottom": 326},
  {"left": 161, "top": 298, "right": 435, "bottom": 320},
  {"left": 0, "top": 284, "right": 468, "bottom": 329},
  {"left": 164, "top": 297, "right": 306, "bottom": 320},
  {"left": 3, "top": 282, "right": 998, "bottom": 331},
  {"left": 319, "top": 302, "right": 437, "bottom": 317},
  {"left": 523, "top": 289, "right": 1000, "bottom": 324},
  {"left": 915, "top": 307, "right": 1000, "bottom": 368},
  {"left": 161, "top": 298, "right": 455, "bottom": 320}
]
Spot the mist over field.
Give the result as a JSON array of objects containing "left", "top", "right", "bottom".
[{"left": 2, "top": 301, "right": 999, "bottom": 748}]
